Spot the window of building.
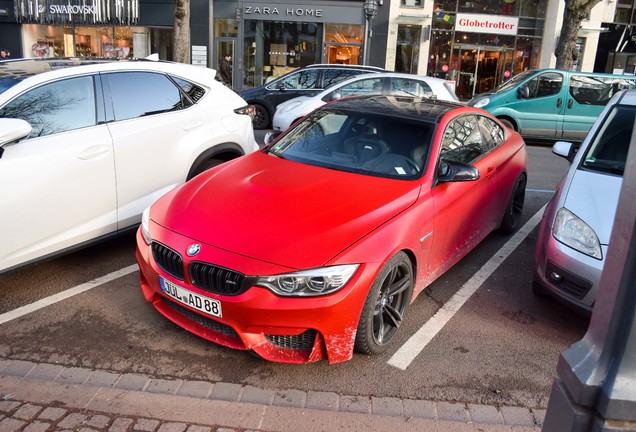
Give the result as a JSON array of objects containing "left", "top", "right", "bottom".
[
  {"left": 325, "top": 24, "right": 363, "bottom": 65},
  {"left": 402, "top": 0, "right": 423, "bottom": 6},
  {"left": 395, "top": 25, "right": 421, "bottom": 74},
  {"left": 243, "top": 21, "right": 323, "bottom": 88}
]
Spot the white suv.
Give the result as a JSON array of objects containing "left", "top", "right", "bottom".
[{"left": 0, "top": 57, "right": 258, "bottom": 273}]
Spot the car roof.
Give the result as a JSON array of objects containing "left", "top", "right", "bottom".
[
  {"left": 0, "top": 57, "right": 218, "bottom": 96},
  {"left": 320, "top": 95, "right": 464, "bottom": 123},
  {"left": 303, "top": 63, "right": 385, "bottom": 72}
]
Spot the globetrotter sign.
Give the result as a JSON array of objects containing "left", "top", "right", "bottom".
[
  {"left": 14, "top": 0, "right": 140, "bottom": 25},
  {"left": 455, "top": 13, "right": 519, "bottom": 36}
]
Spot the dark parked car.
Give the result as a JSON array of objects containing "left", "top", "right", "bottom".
[{"left": 239, "top": 63, "right": 385, "bottom": 129}]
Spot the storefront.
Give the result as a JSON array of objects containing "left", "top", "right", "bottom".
[
  {"left": 10, "top": 0, "right": 174, "bottom": 61},
  {"left": 213, "top": 1, "right": 369, "bottom": 90},
  {"left": 427, "top": 0, "right": 545, "bottom": 100}
]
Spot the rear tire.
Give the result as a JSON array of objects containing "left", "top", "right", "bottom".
[
  {"left": 252, "top": 104, "right": 271, "bottom": 130},
  {"left": 499, "top": 174, "right": 526, "bottom": 234},
  {"left": 355, "top": 252, "right": 414, "bottom": 355},
  {"left": 499, "top": 118, "right": 516, "bottom": 130}
]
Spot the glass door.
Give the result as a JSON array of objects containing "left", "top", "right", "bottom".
[
  {"left": 216, "top": 39, "right": 235, "bottom": 87},
  {"left": 452, "top": 45, "right": 515, "bottom": 100}
]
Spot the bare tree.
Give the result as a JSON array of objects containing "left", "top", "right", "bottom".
[
  {"left": 173, "top": 0, "right": 191, "bottom": 63},
  {"left": 555, "top": 0, "right": 602, "bottom": 70}
]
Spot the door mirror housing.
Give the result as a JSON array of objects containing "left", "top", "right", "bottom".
[
  {"left": 437, "top": 159, "right": 480, "bottom": 183},
  {"left": 518, "top": 85, "right": 530, "bottom": 99},
  {"left": 552, "top": 140, "right": 578, "bottom": 163}
]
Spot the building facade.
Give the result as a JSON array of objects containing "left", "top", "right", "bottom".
[{"left": 0, "top": 0, "right": 626, "bottom": 96}]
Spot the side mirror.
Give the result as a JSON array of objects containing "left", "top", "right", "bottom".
[
  {"left": 264, "top": 130, "right": 283, "bottom": 146},
  {"left": 437, "top": 159, "right": 480, "bottom": 183},
  {"left": 0, "top": 118, "right": 31, "bottom": 146},
  {"left": 552, "top": 140, "right": 577, "bottom": 163},
  {"left": 518, "top": 85, "right": 530, "bottom": 99}
]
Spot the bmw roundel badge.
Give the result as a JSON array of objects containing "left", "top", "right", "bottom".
[{"left": 187, "top": 244, "right": 201, "bottom": 257}]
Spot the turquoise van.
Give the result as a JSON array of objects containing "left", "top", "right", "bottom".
[{"left": 467, "top": 69, "right": 636, "bottom": 141}]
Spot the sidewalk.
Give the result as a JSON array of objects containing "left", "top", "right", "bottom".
[{"left": 0, "top": 358, "right": 543, "bottom": 432}]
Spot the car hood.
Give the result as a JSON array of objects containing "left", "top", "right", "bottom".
[
  {"left": 563, "top": 169, "right": 623, "bottom": 245},
  {"left": 152, "top": 151, "right": 421, "bottom": 269}
]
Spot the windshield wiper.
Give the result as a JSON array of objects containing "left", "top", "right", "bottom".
[{"left": 583, "top": 159, "right": 624, "bottom": 174}]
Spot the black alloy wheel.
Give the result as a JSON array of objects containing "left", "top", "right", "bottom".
[
  {"left": 252, "top": 104, "right": 271, "bottom": 130},
  {"left": 500, "top": 174, "right": 526, "bottom": 234},
  {"left": 355, "top": 252, "right": 414, "bottom": 355}
]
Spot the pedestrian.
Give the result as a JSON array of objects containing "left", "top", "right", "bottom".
[
  {"left": 0, "top": 49, "right": 9, "bottom": 60},
  {"left": 219, "top": 53, "right": 232, "bottom": 88}
]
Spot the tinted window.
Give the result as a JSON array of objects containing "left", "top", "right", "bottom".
[
  {"left": 277, "top": 69, "right": 319, "bottom": 90},
  {"left": 524, "top": 72, "right": 563, "bottom": 98},
  {"left": 478, "top": 116, "right": 505, "bottom": 152},
  {"left": 581, "top": 104, "right": 636, "bottom": 176},
  {"left": 0, "top": 76, "right": 96, "bottom": 137},
  {"left": 322, "top": 69, "right": 369, "bottom": 88},
  {"left": 569, "top": 75, "right": 636, "bottom": 106},
  {"left": 441, "top": 115, "right": 484, "bottom": 164},
  {"left": 172, "top": 76, "right": 205, "bottom": 103},
  {"left": 105, "top": 72, "right": 187, "bottom": 121},
  {"left": 390, "top": 78, "right": 434, "bottom": 98}
]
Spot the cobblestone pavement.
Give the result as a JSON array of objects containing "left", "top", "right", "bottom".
[{"left": 0, "top": 358, "right": 544, "bottom": 432}]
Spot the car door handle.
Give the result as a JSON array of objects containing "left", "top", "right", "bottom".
[
  {"left": 77, "top": 145, "right": 111, "bottom": 160},
  {"left": 556, "top": 98, "right": 562, "bottom": 108},
  {"left": 485, "top": 166, "right": 495, "bottom": 178},
  {"left": 184, "top": 121, "right": 204, "bottom": 131},
  {"left": 567, "top": 99, "right": 573, "bottom": 109}
]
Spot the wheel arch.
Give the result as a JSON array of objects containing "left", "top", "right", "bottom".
[{"left": 186, "top": 142, "right": 245, "bottom": 180}]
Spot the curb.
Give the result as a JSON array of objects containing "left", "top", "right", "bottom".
[{"left": 0, "top": 358, "right": 543, "bottom": 431}]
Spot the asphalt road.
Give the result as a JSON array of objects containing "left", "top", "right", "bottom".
[{"left": 0, "top": 142, "right": 587, "bottom": 411}]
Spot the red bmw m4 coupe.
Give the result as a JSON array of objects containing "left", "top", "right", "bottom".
[{"left": 136, "top": 95, "right": 528, "bottom": 364}]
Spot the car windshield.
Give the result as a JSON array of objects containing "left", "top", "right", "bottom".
[
  {"left": 491, "top": 70, "right": 535, "bottom": 94},
  {"left": 267, "top": 108, "right": 434, "bottom": 180},
  {"left": 581, "top": 104, "right": 636, "bottom": 176}
]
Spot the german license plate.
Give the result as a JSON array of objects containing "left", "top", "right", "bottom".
[{"left": 159, "top": 276, "right": 222, "bottom": 318}]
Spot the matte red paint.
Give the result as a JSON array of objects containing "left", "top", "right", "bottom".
[{"left": 136, "top": 105, "right": 528, "bottom": 364}]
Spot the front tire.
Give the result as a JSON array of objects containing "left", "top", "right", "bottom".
[
  {"left": 188, "top": 158, "right": 224, "bottom": 180},
  {"left": 355, "top": 252, "right": 414, "bottom": 355},
  {"left": 499, "top": 174, "right": 526, "bottom": 234}
]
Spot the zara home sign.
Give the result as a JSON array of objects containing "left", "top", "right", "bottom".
[{"left": 455, "top": 13, "right": 519, "bottom": 36}]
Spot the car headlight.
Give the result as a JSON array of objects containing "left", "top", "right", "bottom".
[
  {"left": 552, "top": 207, "right": 602, "bottom": 260},
  {"left": 473, "top": 97, "right": 490, "bottom": 108},
  {"left": 279, "top": 101, "right": 302, "bottom": 114},
  {"left": 256, "top": 264, "right": 359, "bottom": 297},
  {"left": 141, "top": 206, "right": 152, "bottom": 245}
]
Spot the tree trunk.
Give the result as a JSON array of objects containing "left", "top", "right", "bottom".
[
  {"left": 555, "top": 0, "right": 601, "bottom": 70},
  {"left": 173, "top": 0, "right": 191, "bottom": 64}
]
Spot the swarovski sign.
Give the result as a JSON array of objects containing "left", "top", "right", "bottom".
[{"left": 14, "top": 0, "right": 139, "bottom": 25}]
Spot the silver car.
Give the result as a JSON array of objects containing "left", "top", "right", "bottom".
[{"left": 533, "top": 89, "right": 636, "bottom": 314}]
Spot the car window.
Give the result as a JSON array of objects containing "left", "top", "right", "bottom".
[
  {"left": 524, "top": 72, "right": 563, "bottom": 98},
  {"left": 335, "top": 77, "right": 384, "bottom": 97},
  {"left": 171, "top": 76, "right": 205, "bottom": 103},
  {"left": 478, "top": 116, "right": 505, "bottom": 152},
  {"left": 0, "top": 76, "right": 96, "bottom": 137},
  {"left": 581, "top": 104, "right": 636, "bottom": 176},
  {"left": 440, "top": 115, "right": 485, "bottom": 164},
  {"left": 267, "top": 109, "right": 433, "bottom": 180},
  {"left": 104, "top": 72, "right": 190, "bottom": 121},
  {"left": 569, "top": 75, "right": 636, "bottom": 106},
  {"left": 321, "top": 69, "right": 369, "bottom": 88},
  {"left": 277, "top": 69, "right": 320, "bottom": 90},
  {"left": 390, "top": 78, "right": 434, "bottom": 98}
]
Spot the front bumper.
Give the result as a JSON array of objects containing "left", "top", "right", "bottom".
[
  {"left": 135, "top": 227, "right": 377, "bottom": 364},
  {"left": 534, "top": 211, "right": 605, "bottom": 315}
]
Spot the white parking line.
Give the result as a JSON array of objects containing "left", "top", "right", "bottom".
[
  {"left": 387, "top": 205, "right": 547, "bottom": 370},
  {"left": 0, "top": 264, "right": 138, "bottom": 325}
]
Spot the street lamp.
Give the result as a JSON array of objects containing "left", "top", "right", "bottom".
[{"left": 363, "top": 0, "right": 378, "bottom": 65}]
